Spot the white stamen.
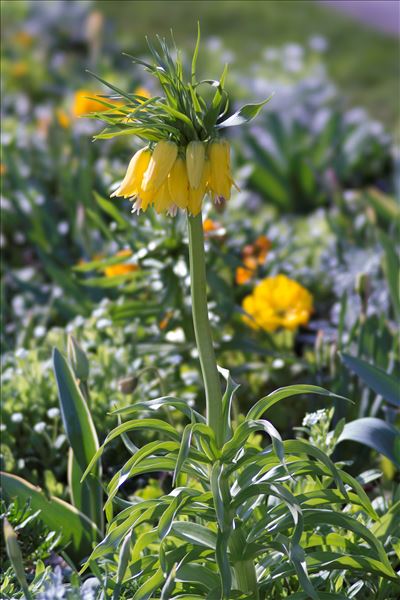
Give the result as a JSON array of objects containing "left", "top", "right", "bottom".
[
  {"left": 131, "top": 197, "right": 142, "bottom": 214},
  {"left": 167, "top": 204, "right": 178, "bottom": 217}
]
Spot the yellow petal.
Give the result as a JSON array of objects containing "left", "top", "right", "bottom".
[
  {"left": 168, "top": 157, "right": 189, "bottom": 209},
  {"left": 142, "top": 140, "right": 178, "bottom": 192},
  {"left": 186, "top": 141, "right": 205, "bottom": 189}
]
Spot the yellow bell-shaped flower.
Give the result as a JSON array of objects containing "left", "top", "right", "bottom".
[
  {"left": 168, "top": 157, "right": 189, "bottom": 209},
  {"left": 186, "top": 141, "right": 205, "bottom": 189},
  {"left": 111, "top": 147, "right": 152, "bottom": 198},
  {"left": 188, "top": 159, "right": 210, "bottom": 216},
  {"left": 154, "top": 181, "right": 175, "bottom": 214},
  {"left": 142, "top": 140, "right": 178, "bottom": 193},
  {"left": 208, "top": 140, "right": 234, "bottom": 203}
]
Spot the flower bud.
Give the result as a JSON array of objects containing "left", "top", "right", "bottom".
[
  {"left": 186, "top": 141, "right": 205, "bottom": 189},
  {"left": 67, "top": 335, "right": 90, "bottom": 381},
  {"left": 111, "top": 148, "right": 151, "bottom": 198},
  {"left": 118, "top": 376, "right": 138, "bottom": 395},
  {"left": 168, "top": 157, "right": 189, "bottom": 209},
  {"left": 3, "top": 518, "right": 29, "bottom": 594},
  {"left": 142, "top": 141, "right": 178, "bottom": 192}
]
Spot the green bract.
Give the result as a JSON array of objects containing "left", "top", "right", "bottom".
[{"left": 86, "top": 26, "right": 273, "bottom": 146}]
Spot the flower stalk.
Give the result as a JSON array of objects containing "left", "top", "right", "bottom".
[{"left": 187, "top": 212, "right": 224, "bottom": 447}]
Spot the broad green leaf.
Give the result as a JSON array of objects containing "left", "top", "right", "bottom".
[
  {"left": 215, "top": 530, "right": 231, "bottom": 598},
  {"left": 53, "top": 349, "right": 103, "bottom": 531},
  {"left": 341, "top": 352, "right": 399, "bottom": 407},
  {"left": 133, "top": 566, "right": 164, "bottom": 600},
  {"left": 3, "top": 518, "right": 32, "bottom": 600},
  {"left": 158, "top": 493, "right": 183, "bottom": 540},
  {"left": 1, "top": 472, "right": 100, "bottom": 562},
  {"left": 219, "top": 367, "right": 240, "bottom": 443},
  {"left": 175, "top": 563, "right": 219, "bottom": 591},
  {"left": 306, "top": 550, "right": 397, "bottom": 580},
  {"left": 216, "top": 95, "right": 274, "bottom": 128},
  {"left": 371, "top": 500, "right": 400, "bottom": 541},
  {"left": 338, "top": 418, "right": 400, "bottom": 467},
  {"left": 68, "top": 450, "right": 102, "bottom": 534},
  {"left": 112, "top": 396, "right": 205, "bottom": 424},
  {"left": 82, "top": 419, "right": 180, "bottom": 481},
  {"left": 247, "top": 385, "right": 350, "bottom": 421},
  {"left": 366, "top": 188, "right": 400, "bottom": 223},
  {"left": 171, "top": 522, "right": 217, "bottom": 550},
  {"left": 283, "top": 439, "right": 347, "bottom": 497},
  {"left": 379, "top": 229, "right": 400, "bottom": 320},
  {"left": 94, "top": 192, "right": 131, "bottom": 230},
  {"left": 221, "top": 419, "right": 284, "bottom": 467},
  {"left": 173, "top": 424, "right": 194, "bottom": 485}
]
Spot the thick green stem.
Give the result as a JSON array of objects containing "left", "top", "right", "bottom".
[{"left": 187, "top": 212, "right": 223, "bottom": 447}]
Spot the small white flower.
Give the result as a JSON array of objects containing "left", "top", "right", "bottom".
[
  {"left": 92, "top": 307, "right": 105, "bottom": 319},
  {"left": 47, "top": 407, "right": 60, "bottom": 419},
  {"left": 15, "top": 348, "right": 28, "bottom": 359},
  {"left": 165, "top": 328, "right": 185, "bottom": 343},
  {"left": 309, "top": 35, "right": 328, "bottom": 53},
  {"left": 57, "top": 221, "right": 69, "bottom": 235},
  {"left": 34, "top": 422, "right": 47, "bottom": 434},
  {"left": 73, "top": 315, "right": 86, "bottom": 327},
  {"left": 52, "top": 286, "right": 63, "bottom": 299},
  {"left": 272, "top": 358, "right": 285, "bottom": 369},
  {"left": 35, "top": 194, "right": 45, "bottom": 206},
  {"left": 173, "top": 259, "right": 188, "bottom": 278},
  {"left": 11, "top": 412, "right": 24, "bottom": 423},
  {"left": 151, "top": 280, "right": 163, "bottom": 292},
  {"left": 263, "top": 47, "right": 279, "bottom": 61},
  {"left": 96, "top": 318, "right": 112, "bottom": 330},
  {"left": 14, "top": 232, "right": 26, "bottom": 244},
  {"left": 34, "top": 325, "right": 46, "bottom": 338}
]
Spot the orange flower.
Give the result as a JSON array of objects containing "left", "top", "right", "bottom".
[
  {"left": 235, "top": 256, "right": 258, "bottom": 285},
  {"left": 159, "top": 311, "right": 173, "bottom": 330},
  {"left": 103, "top": 249, "right": 139, "bottom": 277},
  {"left": 254, "top": 235, "right": 272, "bottom": 265},
  {"left": 0, "top": 164, "right": 7, "bottom": 176},
  {"left": 203, "top": 219, "right": 219, "bottom": 233},
  {"left": 235, "top": 235, "right": 272, "bottom": 285}
]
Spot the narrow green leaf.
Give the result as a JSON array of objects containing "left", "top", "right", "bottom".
[{"left": 191, "top": 22, "right": 201, "bottom": 84}]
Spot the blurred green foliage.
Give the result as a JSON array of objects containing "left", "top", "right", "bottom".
[{"left": 95, "top": 0, "right": 399, "bottom": 128}]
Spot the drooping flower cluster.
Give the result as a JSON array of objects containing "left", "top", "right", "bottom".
[
  {"left": 91, "top": 31, "right": 271, "bottom": 219},
  {"left": 111, "top": 139, "right": 235, "bottom": 216},
  {"left": 242, "top": 274, "right": 313, "bottom": 332}
]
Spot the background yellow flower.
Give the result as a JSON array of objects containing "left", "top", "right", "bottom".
[{"left": 242, "top": 274, "right": 313, "bottom": 332}]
